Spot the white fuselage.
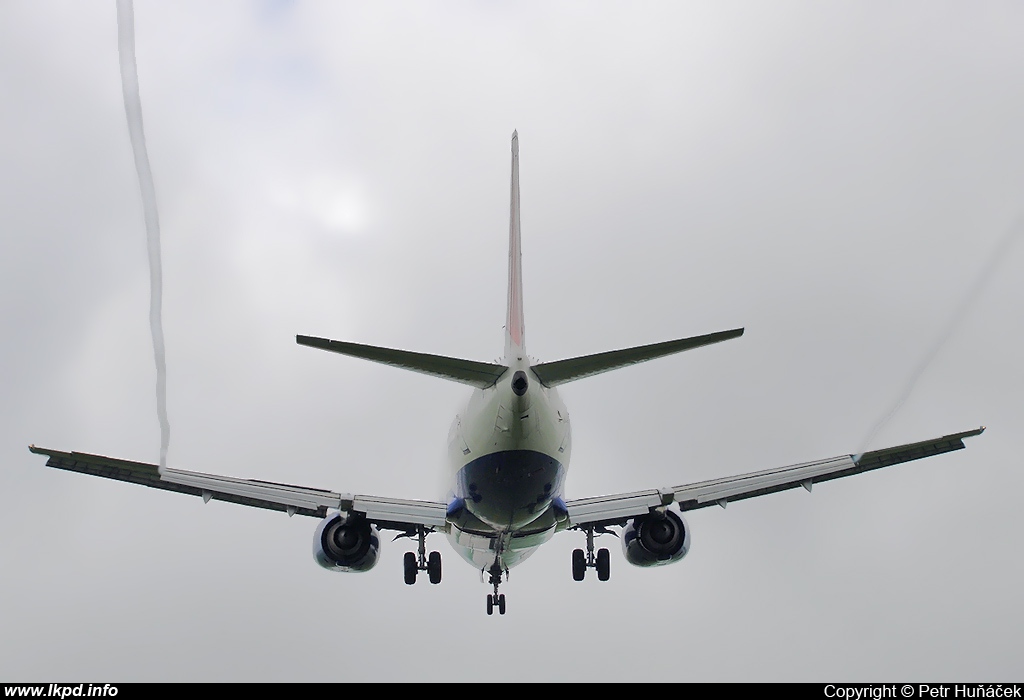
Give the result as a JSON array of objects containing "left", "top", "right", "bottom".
[{"left": 444, "top": 358, "right": 572, "bottom": 573}]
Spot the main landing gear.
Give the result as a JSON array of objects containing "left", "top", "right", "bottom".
[
  {"left": 485, "top": 561, "right": 508, "bottom": 616},
  {"left": 572, "top": 526, "right": 611, "bottom": 582},
  {"left": 402, "top": 526, "right": 442, "bottom": 585}
]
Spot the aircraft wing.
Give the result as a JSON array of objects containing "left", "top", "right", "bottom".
[
  {"left": 564, "top": 427, "right": 985, "bottom": 529},
  {"left": 27, "top": 446, "right": 449, "bottom": 532}
]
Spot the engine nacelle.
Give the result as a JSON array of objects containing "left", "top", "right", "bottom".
[
  {"left": 313, "top": 511, "right": 381, "bottom": 572},
  {"left": 622, "top": 508, "right": 691, "bottom": 567}
]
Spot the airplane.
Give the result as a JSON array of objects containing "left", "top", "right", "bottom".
[{"left": 29, "top": 131, "right": 984, "bottom": 616}]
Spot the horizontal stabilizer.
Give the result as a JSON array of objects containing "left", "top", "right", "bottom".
[
  {"left": 531, "top": 327, "right": 744, "bottom": 387},
  {"left": 296, "top": 335, "right": 508, "bottom": 389}
]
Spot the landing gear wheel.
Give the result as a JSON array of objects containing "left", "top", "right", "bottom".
[
  {"left": 497, "top": 594, "right": 506, "bottom": 615},
  {"left": 596, "top": 548, "right": 610, "bottom": 581},
  {"left": 403, "top": 551, "right": 417, "bottom": 585},
  {"left": 427, "top": 551, "right": 442, "bottom": 584},
  {"left": 572, "top": 548, "right": 586, "bottom": 581},
  {"left": 486, "top": 594, "right": 494, "bottom": 615}
]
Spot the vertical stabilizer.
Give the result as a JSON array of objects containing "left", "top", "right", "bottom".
[{"left": 505, "top": 130, "right": 526, "bottom": 361}]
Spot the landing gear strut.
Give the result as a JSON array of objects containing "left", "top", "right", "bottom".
[
  {"left": 403, "top": 526, "right": 441, "bottom": 585},
  {"left": 572, "top": 526, "right": 610, "bottom": 581},
  {"left": 485, "top": 561, "right": 507, "bottom": 615}
]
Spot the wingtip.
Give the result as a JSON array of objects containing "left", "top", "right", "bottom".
[{"left": 511, "top": 130, "right": 519, "bottom": 154}]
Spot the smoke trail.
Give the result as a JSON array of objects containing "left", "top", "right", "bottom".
[
  {"left": 116, "top": 0, "right": 170, "bottom": 472},
  {"left": 860, "top": 217, "right": 1023, "bottom": 451}
]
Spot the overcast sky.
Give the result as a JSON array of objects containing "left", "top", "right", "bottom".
[{"left": 2, "top": 0, "right": 1022, "bottom": 682}]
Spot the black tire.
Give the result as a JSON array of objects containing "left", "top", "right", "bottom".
[
  {"left": 486, "top": 594, "right": 494, "bottom": 615},
  {"left": 597, "top": 548, "right": 610, "bottom": 581},
  {"left": 497, "top": 594, "right": 506, "bottom": 615},
  {"left": 572, "top": 548, "right": 586, "bottom": 581},
  {"left": 428, "top": 551, "right": 442, "bottom": 584},
  {"left": 403, "top": 552, "right": 417, "bottom": 585}
]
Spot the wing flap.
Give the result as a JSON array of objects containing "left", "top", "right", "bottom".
[
  {"left": 352, "top": 495, "right": 448, "bottom": 530},
  {"left": 566, "top": 489, "right": 663, "bottom": 527},
  {"left": 296, "top": 335, "right": 508, "bottom": 389}
]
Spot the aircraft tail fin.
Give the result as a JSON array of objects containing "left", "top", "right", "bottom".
[
  {"left": 531, "top": 328, "right": 744, "bottom": 387},
  {"left": 505, "top": 130, "right": 526, "bottom": 361},
  {"left": 297, "top": 335, "right": 508, "bottom": 388}
]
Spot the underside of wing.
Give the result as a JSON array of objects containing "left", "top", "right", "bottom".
[
  {"left": 565, "top": 427, "right": 985, "bottom": 528},
  {"left": 28, "top": 446, "right": 448, "bottom": 531}
]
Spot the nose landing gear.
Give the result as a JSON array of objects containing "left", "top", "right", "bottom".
[
  {"left": 485, "top": 560, "right": 508, "bottom": 615},
  {"left": 486, "top": 593, "right": 506, "bottom": 615}
]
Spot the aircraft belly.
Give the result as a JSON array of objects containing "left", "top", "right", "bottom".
[
  {"left": 446, "top": 516, "right": 558, "bottom": 570},
  {"left": 456, "top": 450, "right": 565, "bottom": 529},
  {"left": 450, "top": 384, "right": 570, "bottom": 472},
  {"left": 444, "top": 376, "right": 572, "bottom": 558}
]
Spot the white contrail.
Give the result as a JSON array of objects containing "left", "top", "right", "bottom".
[
  {"left": 116, "top": 0, "right": 170, "bottom": 472},
  {"left": 860, "top": 217, "right": 1022, "bottom": 451}
]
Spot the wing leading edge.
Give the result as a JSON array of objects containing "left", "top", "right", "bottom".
[
  {"left": 565, "top": 427, "right": 985, "bottom": 528},
  {"left": 28, "top": 446, "right": 448, "bottom": 531}
]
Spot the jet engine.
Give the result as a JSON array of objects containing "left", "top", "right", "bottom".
[
  {"left": 622, "top": 508, "right": 691, "bottom": 567},
  {"left": 313, "top": 511, "right": 381, "bottom": 572}
]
